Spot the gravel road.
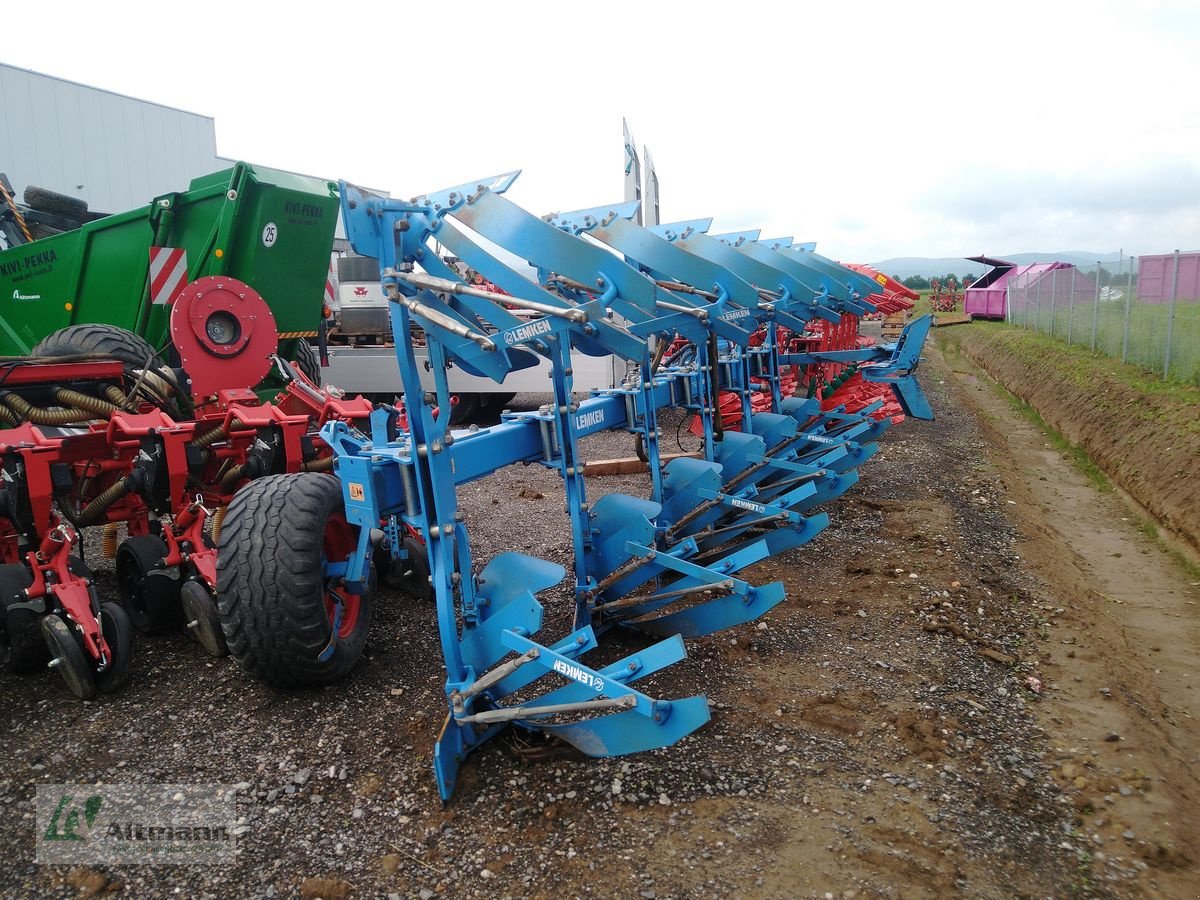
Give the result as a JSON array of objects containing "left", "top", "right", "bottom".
[{"left": 1, "top": 346, "right": 1191, "bottom": 898}]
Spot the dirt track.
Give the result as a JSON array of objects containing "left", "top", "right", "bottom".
[{"left": 1, "top": 338, "right": 1198, "bottom": 898}]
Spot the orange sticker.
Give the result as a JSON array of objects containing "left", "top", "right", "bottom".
[{"left": 348, "top": 483, "right": 365, "bottom": 501}]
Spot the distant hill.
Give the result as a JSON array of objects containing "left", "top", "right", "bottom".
[{"left": 871, "top": 252, "right": 1126, "bottom": 279}]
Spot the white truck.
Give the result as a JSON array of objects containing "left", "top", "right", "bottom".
[{"left": 321, "top": 255, "right": 624, "bottom": 421}]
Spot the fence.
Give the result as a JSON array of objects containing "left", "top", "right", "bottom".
[{"left": 1006, "top": 251, "right": 1200, "bottom": 385}]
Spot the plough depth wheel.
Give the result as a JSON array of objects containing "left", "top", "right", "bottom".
[
  {"left": 0, "top": 563, "right": 45, "bottom": 673},
  {"left": 115, "top": 535, "right": 180, "bottom": 633},
  {"left": 217, "top": 473, "right": 372, "bottom": 687}
]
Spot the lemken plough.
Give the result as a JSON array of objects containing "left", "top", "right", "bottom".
[{"left": 259, "top": 171, "right": 933, "bottom": 800}]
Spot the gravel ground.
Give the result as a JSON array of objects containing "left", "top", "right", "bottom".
[{"left": 0, "top": 357, "right": 1116, "bottom": 898}]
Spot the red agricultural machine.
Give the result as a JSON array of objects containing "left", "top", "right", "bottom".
[{"left": 0, "top": 165, "right": 380, "bottom": 697}]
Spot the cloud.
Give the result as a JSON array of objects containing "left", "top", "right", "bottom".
[{"left": 919, "top": 160, "right": 1200, "bottom": 220}]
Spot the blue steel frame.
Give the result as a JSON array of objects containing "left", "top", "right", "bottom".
[{"left": 322, "top": 172, "right": 934, "bottom": 801}]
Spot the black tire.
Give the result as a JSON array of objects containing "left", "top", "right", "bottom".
[
  {"left": 0, "top": 563, "right": 46, "bottom": 674},
  {"left": 23, "top": 184, "right": 88, "bottom": 219},
  {"left": 336, "top": 255, "right": 380, "bottom": 282},
  {"left": 483, "top": 392, "right": 516, "bottom": 410},
  {"left": 293, "top": 339, "right": 322, "bottom": 386},
  {"left": 32, "top": 323, "right": 158, "bottom": 369},
  {"left": 376, "top": 535, "right": 432, "bottom": 601},
  {"left": 396, "top": 536, "right": 433, "bottom": 602},
  {"left": 448, "top": 392, "right": 481, "bottom": 426},
  {"left": 115, "top": 536, "right": 180, "bottom": 633},
  {"left": 96, "top": 602, "right": 133, "bottom": 694},
  {"left": 634, "top": 431, "right": 649, "bottom": 463},
  {"left": 217, "top": 473, "right": 371, "bottom": 687}
]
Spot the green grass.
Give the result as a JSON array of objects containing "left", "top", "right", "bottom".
[
  {"left": 1012, "top": 297, "right": 1200, "bottom": 385},
  {"left": 937, "top": 320, "right": 1200, "bottom": 580}
]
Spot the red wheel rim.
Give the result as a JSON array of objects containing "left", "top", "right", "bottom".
[{"left": 322, "top": 511, "right": 360, "bottom": 639}]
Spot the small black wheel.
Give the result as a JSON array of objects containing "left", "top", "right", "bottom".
[
  {"left": 41, "top": 615, "right": 96, "bottom": 700},
  {"left": 634, "top": 432, "right": 650, "bottom": 463},
  {"left": 395, "top": 536, "right": 433, "bottom": 602},
  {"left": 115, "top": 536, "right": 180, "bottom": 632},
  {"left": 293, "top": 340, "right": 322, "bottom": 386},
  {"left": 96, "top": 602, "right": 133, "bottom": 694},
  {"left": 0, "top": 563, "right": 46, "bottom": 674}
]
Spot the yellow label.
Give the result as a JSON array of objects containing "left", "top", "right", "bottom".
[
  {"left": 875, "top": 273, "right": 888, "bottom": 285},
  {"left": 348, "top": 483, "right": 365, "bottom": 501}
]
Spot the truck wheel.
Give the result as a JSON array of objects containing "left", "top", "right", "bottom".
[
  {"left": 0, "top": 563, "right": 47, "bottom": 674},
  {"left": 217, "top": 473, "right": 371, "bottom": 687},
  {"left": 23, "top": 185, "right": 88, "bottom": 219},
  {"left": 293, "top": 339, "right": 322, "bottom": 386},
  {"left": 449, "top": 392, "right": 480, "bottom": 425}
]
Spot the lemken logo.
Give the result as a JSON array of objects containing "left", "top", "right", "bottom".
[
  {"left": 574, "top": 409, "right": 605, "bottom": 430},
  {"left": 502, "top": 318, "right": 553, "bottom": 346},
  {"left": 552, "top": 659, "right": 604, "bottom": 692},
  {"left": 12, "top": 289, "right": 41, "bottom": 301},
  {"left": 730, "top": 497, "right": 766, "bottom": 513},
  {"left": 719, "top": 307, "right": 751, "bottom": 322}
]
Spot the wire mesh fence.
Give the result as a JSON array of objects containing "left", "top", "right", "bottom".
[{"left": 1006, "top": 251, "right": 1200, "bottom": 385}]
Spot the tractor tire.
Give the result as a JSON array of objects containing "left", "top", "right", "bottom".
[
  {"left": 32, "top": 323, "right": 158, "bottom": 369},
  {"left": 23, "top": 185, "right": 89, "bottom": 220},
  {"left": 0, "top": 563, "right": 46, "bottom": 674},
  {"left": 115, "top": 535, "right": 180, "bottom": 633},
  {"left": 294, "top": 339, "right": 322, "bottom": 386},
  {"left": 217, "top": 473, "right": 371, "bottom": 687}
]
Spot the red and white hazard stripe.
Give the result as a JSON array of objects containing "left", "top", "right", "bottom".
[
  {"left": 148, "top": 247, "right": 189, "bottom": 306},
  {"left": 323, "top": 261, "right": 336, "bottom": 313}
]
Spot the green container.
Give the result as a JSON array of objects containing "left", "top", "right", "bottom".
[{"left": 0, "top": 162, "right": 338, "bottom": 357}]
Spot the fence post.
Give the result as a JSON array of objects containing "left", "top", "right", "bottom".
[
  {"left": 1163, "top": 250, "right": 1181, "bottom": 379},
  {"left": 1067, "top": 266, "right": 1076, "bottom": 345},
  {"left": 1090, "top": 261, "right": 1102, "bottom": 350},
  {"left": 1048, "top": 269, "right": 1057, "bottom": 338},
  {"left": 1035, "top": 272, "right": 1043, "bottom": 334},
  {"left": 1122, "top": 258, "right": 1133, "bottom": 363}
]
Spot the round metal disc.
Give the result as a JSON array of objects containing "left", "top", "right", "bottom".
[
  {"left": 40, "top": 615, "right": 97, "bottom": 700},
  {"left": 181, "top": 580, "right": 228, "bottom": 657}
]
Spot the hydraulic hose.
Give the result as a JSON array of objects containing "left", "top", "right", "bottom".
[
  {"left": 300, "top": 456, "right": 334, "bottom": 473},
  {"left": 76, "top": 478, "right": 132, "bottom": 527},
  {"left": 53, "top": 387, "right": 120, "bottom": 418},
  {"left": 0, "top": 392, "right": 93, "bottom": 426}
]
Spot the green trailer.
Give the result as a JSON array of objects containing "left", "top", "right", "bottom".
[{"left": 0, "top": 162, "right": 338, "bottom": 379}]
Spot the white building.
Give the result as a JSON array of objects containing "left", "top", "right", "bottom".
[{"left": 0, "top": 63, "right": 358, "bottom": 247}]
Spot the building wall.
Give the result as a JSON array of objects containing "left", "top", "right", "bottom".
[{"left": 0, "top": 63, "right": 232, "bottom": 215}]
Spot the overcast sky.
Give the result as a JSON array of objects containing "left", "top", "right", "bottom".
[{"left": 4, "top": 0, "right": 1198, "bottom": 261}]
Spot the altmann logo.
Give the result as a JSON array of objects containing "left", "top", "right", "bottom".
[
  {"left": 12, "top": 289, "right": 41, "bottom": 301},
  {"left": 730, "top": 497, "right": 766, "bottom": 514},
  {"left": 574, "top": 409, "right": 605, "bottom": 430},
  {"left": 502, "top": 318, "right": 553, "bottom": 346},
  {"left": 553, "top": 659, "right": 605, "bottom": 692},
  {"left": 719, "top": 307, "right": 751, "bottom": 322}
]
